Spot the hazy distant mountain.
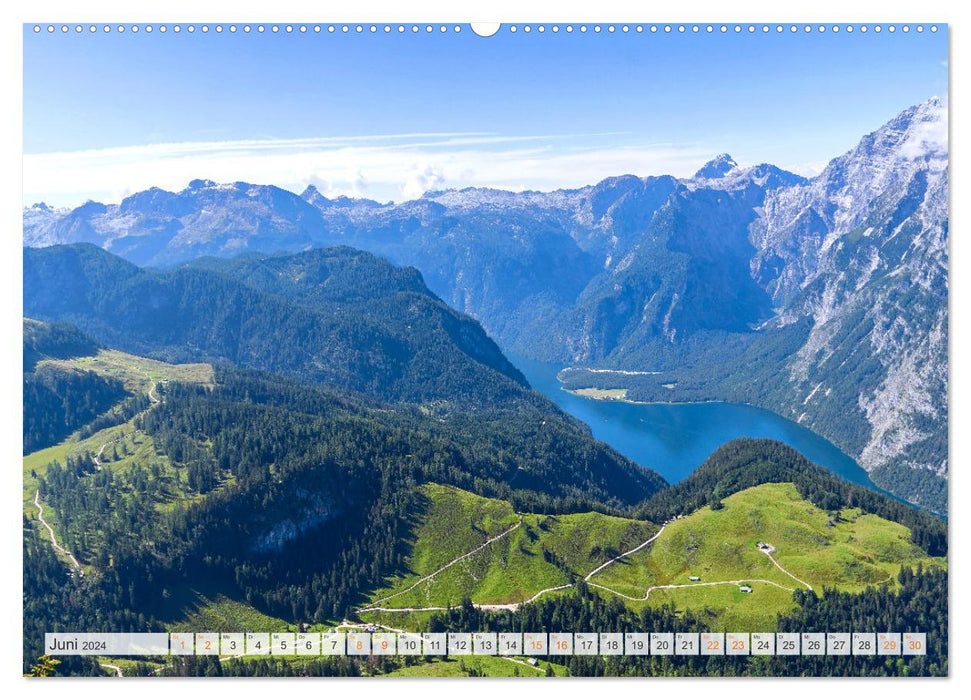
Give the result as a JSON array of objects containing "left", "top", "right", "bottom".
[
  {"left": 693, "top": 153, "right": 738, "bottom": 179},
  {"left": 23, "top": 99, "right": 948, "bottom": 512},
  {"left": 20, "top": 158, "right": 808, "bottom": 363},
  {"left": 23, "top": 180, "right": 342, "bottom": 266}
]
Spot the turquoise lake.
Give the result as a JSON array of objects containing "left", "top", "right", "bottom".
[{"left": 510, "top": 354, "right": 879, "bottom": 490}]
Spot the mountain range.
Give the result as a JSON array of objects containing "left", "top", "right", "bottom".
[{"left": 23, "top": 98, "right": 948, "bottom": 513}]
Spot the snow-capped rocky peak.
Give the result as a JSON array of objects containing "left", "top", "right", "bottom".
[
  {"left": 756, "top": 96, "right": 948, "bottom": 256},
  {"left": 22, "top": 202, "right": 63, "bottom": 240},
  {"left": 300, "top": 184, "right": 331, "bottom": 208},
  {"left": 896, "top": 96, "right": 948, "bottom": 165},
  {"left": 694, "top": 153, "right": 739, "bottom": 179}
]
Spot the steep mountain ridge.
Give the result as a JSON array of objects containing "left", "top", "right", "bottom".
[
  {"left": 749, "top": 98, "right": 948, "bottom": 508},
  {"left": 23, "top": 244, "right": 532, "bottom": 406}
]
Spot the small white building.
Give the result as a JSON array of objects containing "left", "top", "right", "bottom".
[
  {"left": 689, "top": 576, "right": 701, "bottom": 582},
  {"left": 739, "top": 585, "right": 753, "bottom": 593}
]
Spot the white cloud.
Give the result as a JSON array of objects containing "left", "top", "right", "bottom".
[
  {"left": 401, "top": 163, "right": 447, "bottom": 200},
  {"left": 23, "top": 132, "right": 714, "bottom": 207},
  {"left": 899, "top": 98, "right": 948, "bottom": 161},
  {"left": 308, "top": 168, "right": 369, "bottom": 199}
]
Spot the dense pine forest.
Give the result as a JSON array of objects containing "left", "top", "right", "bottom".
[{"left": 111, "top": 569, "right": 948, "bottom": 678}]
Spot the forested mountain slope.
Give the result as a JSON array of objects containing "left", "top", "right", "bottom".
[{"left": 23, "top": 244, "right": 529, "bottom": 407}]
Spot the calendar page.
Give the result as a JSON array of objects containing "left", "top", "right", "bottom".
[{"left": 21, "top": 18, "right": 948, "bottom": 680}]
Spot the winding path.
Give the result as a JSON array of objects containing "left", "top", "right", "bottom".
[
  {"left": 33, "top": 491, "right": 83, "bottom": 575},
  {"left": 358, "top": 521, "right": 668, "bottom": 614},
  {"left": 31, "top": 380, "right": 165, "bottom": 578},
  {"left": 759, "top": 546, "right": 814, "bottom": 591},
  {"left": 587, "top": 540, "right": 814, "bottom": 601},
  {"left": 359, "top": 520, "right": 523, "bottom": 611},
  {"left": 355, "top": 519, "right": 822, "bottom": 616},
  {"left": 92, "top": 380, "right": 159, "bottom": 470},
  {"left": 587, "top": 577, "right": 796, "bottom": 602},
  {"left": 584, "top": 524, "right": 667, "bottom": 581},
  {"left": 32, "top": 379, "right": 169, "bottom": 678},
  {"left": 92, "top": 437, "right": 119, "bottom": 470},
  {"left": 87, "top": 380, "right": 160, "bottom": 472}
]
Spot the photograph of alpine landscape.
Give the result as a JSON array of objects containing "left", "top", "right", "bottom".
[{"left": 21, "top": 22, "right": 948, "bottom": 678}]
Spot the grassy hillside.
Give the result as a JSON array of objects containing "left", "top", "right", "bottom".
[
  {"left": 361, "top": 482, "right": 942, "bottom": 634},
  {"left": 384, "top": 656, "right": 567, "bottom": 677},
  {"left": 590, "top": 482, "right": 945, "bottom": 630},
  {"left": 39, "top": 348, "right": 215, "bottom": 395},
  {"left": 168, "top": 594, "right": 295, "bottom": 634},
  {"left": 363, "top": 483, "right": 656, "bottom": 612}
]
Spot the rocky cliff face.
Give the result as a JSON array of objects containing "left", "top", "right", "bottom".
[{"left": 750, "top": 99, "right": 948, "bottom": 506}]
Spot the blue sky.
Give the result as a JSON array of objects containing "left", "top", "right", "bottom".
[{"left": 23, "top": 24, "right": 948, "bottom": 206}]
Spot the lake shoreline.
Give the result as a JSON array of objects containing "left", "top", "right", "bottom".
[
  {"left": 511, "top": 352, "right": 879, "bottom": 491},
  {"left": 564, "top": 386, "right": 726, "bottom": 407}
]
